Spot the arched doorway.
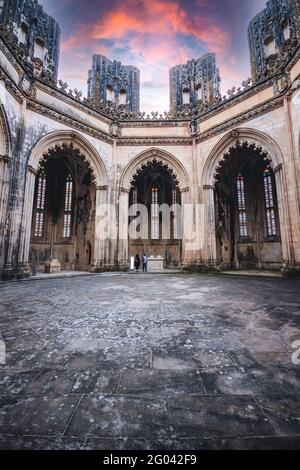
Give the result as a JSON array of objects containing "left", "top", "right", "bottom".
[
  {"left": 129, "top": 159, "right": 182, "bottom": 267},
  {"left": 29, "top": 143, "right": 96, "bottom": 272},
  {"left": 214, "top": 142, "right": 282, "bottom": 270}
]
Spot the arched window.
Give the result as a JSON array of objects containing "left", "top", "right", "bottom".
[
  {"left": 151, "top": 186, "right": 159, "bottom": 240},
  {"left": 237, "top": 174, "right": 248, "bottom": 238},
  {"left": 34, "top": 170, "right": 46, "bottom": 238},
  {"left": 195, "top": 84, "right": 202, "bottom": 102},
  {"left": 119, "top": 89, "right": 127, "bottom": 106},
  {"left": 63, "top": 175, "right": 73, "bottom": 238},
  {"left": 19, "top": 23, "right": 28, "bottom": 44},
  {"left": 34, "top": 38, "right": 45, "bottom": 61},
  {"left": 263, "top": 169, "right": 277, "bottom": 237},
  {"left": 182, "top": 88, "right": 190, "bottom": 105},
  {"left": 264, "top": 36, "right": 276, "bottom": 57},
  {"left": 282, "top": 19, "right": 290, "bottom": 41},
  {"left": 106, "top": 85, "right": 114, "bottom": 103}
]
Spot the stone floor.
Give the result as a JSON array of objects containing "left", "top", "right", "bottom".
[{"left": 0, "top": 272, "right": 300, "bottom": 450}]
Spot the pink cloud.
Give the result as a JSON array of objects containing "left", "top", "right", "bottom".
[{"left": 57, "top": 0, "right": 250, "bottom": 112}]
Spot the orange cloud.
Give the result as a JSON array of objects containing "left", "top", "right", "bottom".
[
  {"left": 57, "top": 0, "right": 249, "bottom": 112},
  {"left": 62, "top": 0, "right": 230, "bottom": 56}
]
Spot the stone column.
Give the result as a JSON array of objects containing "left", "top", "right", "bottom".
[
  {"left": 118, "top": 187, "right": 130, "bottom": 270},
  {"left": 17, "top": 165, "right": 37, "bottom": 277},
  {"left": 202, "top": 185, "right": 218, "bottom": 267},
  {"left": 92, "top": 185, "right": 109, "bottom": 271},
  {"left": 181, "top": 187, "right": 193, "bottom": 266},
  {"left": 0, "top": 155, "right": 10, "bottom": 233},
  {"left": 274, "top": 163, "right": 293, "bottom": 268},
  {"left": 0, "top": 154, "right": 10, "bottom": 275}
]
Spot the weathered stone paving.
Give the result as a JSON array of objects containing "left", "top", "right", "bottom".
[{"left": 0, "top": 273, "right": 300, "bottom": 450}]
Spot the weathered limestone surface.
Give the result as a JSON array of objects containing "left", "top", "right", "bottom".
[{"left": 0, "top": 273, "right": 300, "bottom": 449}]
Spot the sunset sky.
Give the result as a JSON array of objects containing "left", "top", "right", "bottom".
[{"left": 40, "top": 0, "right": 267, "bottom": 112}]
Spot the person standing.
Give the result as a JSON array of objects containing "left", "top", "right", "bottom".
[
  {"left": 134, "top": 254, "right": 141, "bottom": 271},
  {"left": 142, "top": 253, "right": 148, "bottom": 272}
]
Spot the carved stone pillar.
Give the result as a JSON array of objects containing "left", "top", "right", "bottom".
[
  {"left": 0, "top": 154, "right": 10, "bottom": 227},
  {"left": 91, "top": 185, "right": 109, "bottom": 271},
  {"left": 203, "top": 185, "right": 218, "bottom": 267},
  {"left": 180, "top": 187, "right": 193, "bottom": 265},
  {"left": 17, "top": 165, "right": 37, "bottom": 278},
  {"left": 274, "top": 163, "right": 294, "bottom": 268},
  {"left": 0, "top": 154, "right": 10, "bottom": 277},
  {"left": 118, "top": 187, "right": 130, "bottom": 270}
]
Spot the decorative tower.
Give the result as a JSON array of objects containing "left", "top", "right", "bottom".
[
  {"left": 0, "top": 0, "right": 61, "bottom": 81},
  {"left": 169, "top": 53, "right": 221, "bottom": 113},
  {"left": 248, "top": 0, "right": 300, "bottom": 82},
  {"left": 87, "top": 54, "right": 140, "bottom": 112}
]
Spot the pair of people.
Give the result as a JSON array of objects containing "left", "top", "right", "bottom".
[{"left": 134, "top": 253, "right": 147, "bottom": 272}]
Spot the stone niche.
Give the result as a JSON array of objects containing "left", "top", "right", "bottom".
[
  {"left": 147, "top": 255, "right": 164, "bottom": 272},
  {"left": 44, "top": 259, "right": 61, "bottom": 274}
]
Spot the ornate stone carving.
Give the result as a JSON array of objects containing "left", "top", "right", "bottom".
[
  {"left": 248, "top": 0, "right": 300, "bottom": 83},
  {"left": 169, "top": 53, "right": 221, "bottom": 114},
  {"left": 130, "top": 159, "right": 180, "bottom": 188},
  {"left": 26, "top": 100, "right": 113, "bottom": 144},
  {"left": 120, "top": 187, "right": 130, "bottom": 194},
  {"left": 39, "top": 143, "right": 96, "bottom": 182},
  {"left": 214, "top": 141, "right": 274, "bottom": 183},
  {"left": 88, "top": 55, "right": 140, "bottom": 112},
  {"left": 0, "top": 0, "right": 60, "bottom": 81},
  {"left": 197, "top": 95, "right": 285, "bottom": 143},
  {"left": 28, "top": 165, "right": 38, "bottom": 175}
]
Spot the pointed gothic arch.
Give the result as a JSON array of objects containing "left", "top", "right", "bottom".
[
  {"left": 118, "top": 148, "right": 191, "bottom": 269},
  {"left": 27, "top": 130, "right": 108, "bottom": 187},
  {"left": 120, "top": 148, "right": 190, "bottom": 193},
  {"left": 0, "top": 104, "right": 11, "bottom": 275},
  {"left": 18, "top": 131, "right": 109, "bottom": 274},
  {"left": 202, "top": 128, "right": 284, "bottom": 187},
  {"left": 201, "top": 128, "right": 292, "bottom": 269}
]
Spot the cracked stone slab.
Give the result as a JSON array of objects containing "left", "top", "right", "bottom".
[
  {"left": 200, "top": 365, "right": 300, "bottom": 396},
  {"left": 0, "top": 369, "right": 41, "bottom": 395},
  {"left": 256, "top": 396, "right": 300, "bottom": 435},
  {"left": 0, "top": 396, "right": 80, "bottom": 436},
  {"left": 167, "top": 395, "right": 276, "bottom": 439},
  {"left": 25, "top": 368, "right": 122, "bottom": 396},
  {"left": 61, "top": 349, "right": 151, "bottom": 370},
  {"left": 1, "top": 348, "right": 71, "bottom": 370},
  {"left": 117, "top": 369, "right": 206, "bottom": 396},
  {"left": 65, "top": 395, "right": 170, "bottom": 438}
]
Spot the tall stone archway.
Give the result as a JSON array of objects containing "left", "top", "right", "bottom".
[
  {"left": 129, "top": 159, "right": 182, "bottom": 267},
  {"left": 201, "top": 129, "right": 292, "bottom": 270},
  {"left": 118, "top": 149, "right": 191, "bottom": 268},
  {"left": 18, "top": 131, "right": 109, "bottom": 276},
  {"left": 0, "top": 105, "right": 11, "bottom": 277}
]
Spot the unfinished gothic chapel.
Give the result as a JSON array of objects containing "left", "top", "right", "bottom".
[{"left": 0, "top": 0, "right": 300, "bottom": 280}]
